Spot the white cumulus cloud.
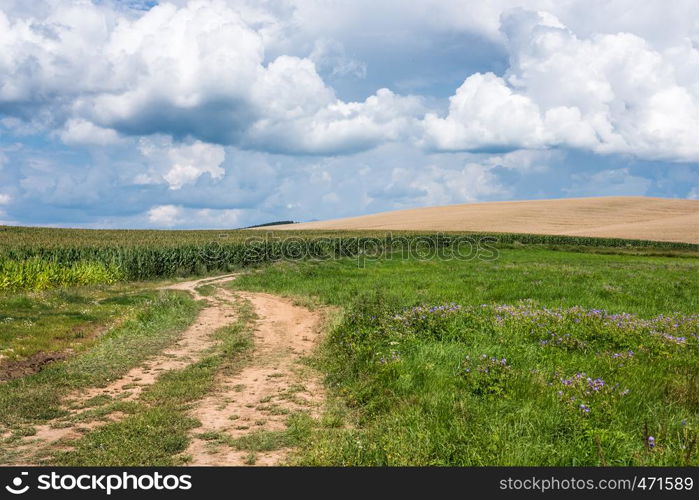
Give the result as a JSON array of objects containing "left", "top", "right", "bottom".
[
  {"left": 147, "top": 204, "right": 182, "bottom": 226},
  {"left": 424, "top": 8, "right": 699, "bottom": 162},
  {"left": 1, "top": 0, "right": 699, "bottom": 229},
  {"left": 59, "top": 119, "right": 122, "bottom": 146},
  {"left": 422, "top": 72, "right": 547, "bottom": 151},
  {"left": 138, "top": 138, "right": 226, "bottom": 190},
  {"left": 0, "top": 1, "right": 424, "bottom": 156}
]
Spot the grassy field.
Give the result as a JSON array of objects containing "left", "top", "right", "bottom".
[
  {"left": 0, "top": 227, "right": 697, "bottom": 466},
  {"left": 2, "top": 225, "right": 696, "bottom": 288},
  {"left": 231, "top": 248, "right": 699, "bottom": 316},
  {"left": 230, "top": 249, "right": 699, "bottom": 465},
  {"left": 0, "top": 283, "right": 172, "bottom": 365}
]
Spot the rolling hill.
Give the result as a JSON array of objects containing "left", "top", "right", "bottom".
[{"left": 260, "top": 196, "right": 699, "bottom": 244}]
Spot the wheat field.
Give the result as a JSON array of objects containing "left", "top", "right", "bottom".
[{"left": 264, "top": 196, "right": 699, "bottom": 244}]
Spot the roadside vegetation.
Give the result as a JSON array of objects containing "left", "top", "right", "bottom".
[
  {"left": 0, "top": 283, "right": 172, "bottom": 365},
  {"left": 0, "top": 291, "right": 199, "bottom": 430},
  {"left": 0, "top": 258, "right": 124, "bottom": 291}
]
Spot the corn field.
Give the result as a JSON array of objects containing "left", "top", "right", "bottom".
[
  {"left": 0, "top": 225, "right": 696, "bottom": 291},
  {"left": 0, "top": 258, "right": 124, "bottom": 290}
]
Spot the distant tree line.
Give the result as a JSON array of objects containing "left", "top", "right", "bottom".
[{"left": 243, "top": 221, "right": 296, "bottom": 228}]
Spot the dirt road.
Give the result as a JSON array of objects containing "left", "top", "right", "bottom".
[
  {"left": 4, "top": 274, "right": 325, "bottom": 466},
  {"left": 184, "top": 291, "right": 325, "bottom": 465}
]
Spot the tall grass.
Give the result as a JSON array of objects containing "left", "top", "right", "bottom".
[{"left": 231, "top": 251, "right": 699, "bottom": 465}]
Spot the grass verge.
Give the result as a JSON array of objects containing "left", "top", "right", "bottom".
[
  {"left": 0, "top": 291, "right": 200, "bottom": 428},
  {"left": 230, "top": 247, "right": 699, "bottom": 316},
  {"left": 0, "top": 283, "right": 173, "bottom": 364}
]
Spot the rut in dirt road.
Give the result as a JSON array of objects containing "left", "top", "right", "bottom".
[
  {"left": 184, "top": 291, "right": 326, "bottom": 466},
  {"left": 5, "top": 274, "right": 240, "bottom": 463}
]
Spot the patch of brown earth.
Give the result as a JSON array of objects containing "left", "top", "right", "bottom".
[
  {"left": 0, "top": 321, "right": 120, "bottom": 382},
  {"left": 0, "top": 351, "right": 69, "bottom": 382},
  {"left": 184, "top": 292, "right": 325, "bottom": 466}
]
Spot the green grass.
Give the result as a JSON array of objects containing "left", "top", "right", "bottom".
[
  {"left": 51, "top": 407, "right": 200, "bottom": 466},
  {"left": 0, "top": 291, "right": 200, "bottom": 428},
  {"left": 194, "top": 413, "right": 315, "bottom": 465},
  {"left": 230, "top": 248, "right": 699, "bottom": 317},
  {"left": 52, "top": 299, "right": 255, "bottom": 466},
  {"left": 230, "top": 413, "right": 314, "bottom": 452},
  {"left": 194, "top": 284, "right": 216, "bottom": 297},
  {"left": 0, "top": 283, "right": 167, "bottom": 362},
  {"left": 2, "top": 237, "right": 697, "bottom": 466},
  {"left": 230, "top": 248, "right": 699, "bottom": 465}
]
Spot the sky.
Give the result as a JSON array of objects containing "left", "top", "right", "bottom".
[{"left": 0, "top": 0, "right": 698, "bottom": 229}]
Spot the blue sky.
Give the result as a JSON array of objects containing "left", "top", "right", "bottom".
[{"left": 0, "top": 0, "right": 698, "bottom": 228}]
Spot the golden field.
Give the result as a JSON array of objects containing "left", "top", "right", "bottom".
[{"left": 264, "top": 196, "right": 699, "bottom": 244}]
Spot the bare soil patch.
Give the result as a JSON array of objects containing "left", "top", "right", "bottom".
[{"left": 0, "top": 351, "right": 69, "bottom": 382}]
